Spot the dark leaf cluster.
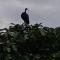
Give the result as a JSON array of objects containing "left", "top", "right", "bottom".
[{"left": 0, "top": 23, "right": 60, "bottom": 60}]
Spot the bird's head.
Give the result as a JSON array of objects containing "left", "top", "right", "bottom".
[
  {"left": 25, "top": 8, "right": 28, "bottom": 13},
  {"left": 25, "top": 8, "right": 28, "bottom": 11}
]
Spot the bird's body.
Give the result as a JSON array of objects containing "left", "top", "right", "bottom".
[{"left": 21, "top": 8, "right": 29, "bottom": 24}]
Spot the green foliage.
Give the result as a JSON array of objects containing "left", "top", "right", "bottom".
[{"left": 0, "top": 23, "right": 60, "bottom": 60}]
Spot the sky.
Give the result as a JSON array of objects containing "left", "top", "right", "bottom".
[{"left": 0, "top": 0, "right": 60, "bottom": 28}]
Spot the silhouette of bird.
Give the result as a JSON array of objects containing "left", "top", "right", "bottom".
[{"left": 21, "top": 8, "right": 29, "bottom": 25}]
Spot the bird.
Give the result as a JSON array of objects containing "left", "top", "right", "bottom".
[{"left": 21, "top": 8, "right": 29, "bottom": 25}]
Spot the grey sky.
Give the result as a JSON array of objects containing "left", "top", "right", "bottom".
[{"left": 0, "top": 0, "right": 60, "bottom": 28}]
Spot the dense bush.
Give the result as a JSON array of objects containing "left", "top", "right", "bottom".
[{"left": 0, "top": 23, "right": 60, "bottom": 60}]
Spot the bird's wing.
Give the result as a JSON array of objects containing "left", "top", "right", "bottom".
[{"left": 21, "top": 13, "right": 29, "bottom": 24}]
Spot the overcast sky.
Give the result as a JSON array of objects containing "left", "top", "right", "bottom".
[{"left": 0, "top": 0, "right": 60, "bottom": 28}]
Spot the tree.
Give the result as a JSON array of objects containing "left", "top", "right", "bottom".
[{"left": 0, "top": 23, "right": 60, "bottom": 60}]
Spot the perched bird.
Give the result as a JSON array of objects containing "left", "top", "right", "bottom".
[{"left": 21, "top": 8, "right": 29, "bottom": 25}]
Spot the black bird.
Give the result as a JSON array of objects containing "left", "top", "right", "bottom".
[{"left": 21, "top": 8, "right": 29, "bottom": 25}]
